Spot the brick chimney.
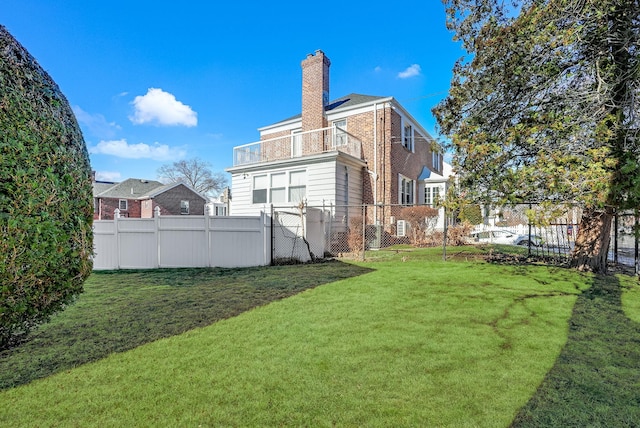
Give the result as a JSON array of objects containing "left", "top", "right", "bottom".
[{"left": 301, "top": 50, "right": 330, "bottom": 132}]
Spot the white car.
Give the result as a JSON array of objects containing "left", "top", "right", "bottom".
[{"left": 470, "top": 230, "right": 542, "bottom": 246}]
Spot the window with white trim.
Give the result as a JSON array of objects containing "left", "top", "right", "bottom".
[
  {"left": 180, "top": 200, "right": 189, "bottom": 214},
  {"left": 119, "top": 199, "right": 128, "bottom": 210},
  {"left": 253, "top": 175, "right": 268, "bottom": 204},
  {"left": 432, "top": 150, "right": 442, "bottom": 172},
  {"left": 424, "top": 186, "right": 441, "bottom": 207},
  {"left": 333, "top": 119, "right": 347, "bottom": 147},
  {"left": 270, "top": 173, "right": 286, "bottom": 203},
  {"left": 399, "top": 175, "right": 415, "bottom": 205},
  {"left": 288, "top": 170, "right": 306, "bottom": 203},
  {"left": 251, "top": 170, "right": 306, "bottom": 204},
  {"left": 403, "top": 122, "right": 414, "bottom": 151}
]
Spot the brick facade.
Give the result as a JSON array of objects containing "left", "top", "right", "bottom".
[{"left": 151, "top": 183, "right": 206, "bottom": 216}]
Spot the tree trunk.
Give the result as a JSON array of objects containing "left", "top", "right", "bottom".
[{"left": 570, "top": 208, "right": 613, "bottom": 273}]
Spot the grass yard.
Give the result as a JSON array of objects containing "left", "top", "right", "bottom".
[{"left": 1, "top": 247, "right": 639, "bottom": 427}]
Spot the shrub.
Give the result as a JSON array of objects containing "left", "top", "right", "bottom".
[
  {"left": 347, "top": 216, "right": 363, "bottom": 252},
  {"left": 399, "top": 206, "right": 439, "bottom": 246},
  {"left": 0, "top": 26, "right": 93, "bottom": 349}
]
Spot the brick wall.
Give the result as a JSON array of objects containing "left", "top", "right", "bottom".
[
  {"left": 152, "top": 184, "right": 206, "bottom": 216},
  {"left": 97, "top": 197, "right": 141, "bottom": 219}
]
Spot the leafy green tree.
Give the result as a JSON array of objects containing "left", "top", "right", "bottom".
[
  {"left": 434, "top": 0, "right": 640, "bottom": 272},
  {"left": 0, "top": 26, "right": 93, "bottom": 348}
]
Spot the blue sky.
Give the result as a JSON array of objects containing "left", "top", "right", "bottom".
[{"left": 3, "top": 1, "right": 462, "bottom": 183}]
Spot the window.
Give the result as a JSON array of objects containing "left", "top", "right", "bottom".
[
  {"left": 333, "top": 119, "right": 347, "bottom": 147},
  {"left": 291, "top": 130, "right": 302, "bottom": 158},
  {"left": 403, "top": 123, "right": 414, "bottom": 151},
  {"left": 214, "top": 205, "right": 227, "bottom": 216},
  {"left": 119, "top": 199, "right": 128, "bottom": 210},
  {"left": 400, "top": 175, "right": 414, "bottom": 205},
  {"left": 289, "top": 170, "right": 306, "bottom": 203},
  {"left": 270, "top": 173, "right": 286, "bottom": 204},
  {"left": 432, "top": 150, "right": 442, "bottom": 172},
  {"left": 424, "top": 186, "right": 441, "bottom": 207},
  {"left": 253, "top": 175, "right": 267, "bottom": 204},
  {"left": 180, "top": 200, "right": 189, "bottom": 215},
  {"left": 251, "top": 171, "right": 306, "bottom": 204}
]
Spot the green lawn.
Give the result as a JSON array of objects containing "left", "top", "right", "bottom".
[{"left": 1, "top": 247, "right": 639, "bottom": 427}]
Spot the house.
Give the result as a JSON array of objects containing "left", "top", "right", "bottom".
[
  {"left": 226, "top": 50, "right": 442, "bottom": 234},
  {"left": 93, "top": 177, "right": 208, "bottom": 220}
]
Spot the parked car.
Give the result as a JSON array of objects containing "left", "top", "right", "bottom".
[{"left": 470, "top": 230, "right": 542, "bottom": 246}]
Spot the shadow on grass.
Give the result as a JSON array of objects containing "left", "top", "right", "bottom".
[
  {"left": 0, "top": 260, "right": 373, "bottom": 390},
  {"left": 511, "top": 273, "right": 640, "bottom": 426}
]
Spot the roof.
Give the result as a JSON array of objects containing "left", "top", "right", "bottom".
[
  {"left": 419, "top": 162, "right": 454, "bottom": 182},
  {"left": 92, "top": 181, "right": 116, "bottom": 197},
  {"left": 142, "top": 182, "right": 208, "bottom": 201},
  {"left": 263, "top": 93, "right": 390, "bottom": 128},
  {"left": 95, "top": 178, "right": 165, "bottom": 199}
]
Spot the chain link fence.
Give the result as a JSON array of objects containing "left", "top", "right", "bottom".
[{"left": 269, "top": 203, "right": 640, "bottom": 269}]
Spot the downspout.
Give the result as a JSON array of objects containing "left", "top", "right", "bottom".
[{"left": 373, "top": 103, "right": 378, "bottom": 223}]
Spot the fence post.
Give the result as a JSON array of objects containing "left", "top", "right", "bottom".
[
  {"left": 442, "top": 206, "right": 447, "bottom": 262},
  {"left": 361, "top": 205, "right": 366, "bottom": 261},
  {"left": 270, "top": 205, "right": 275, "bottom": 266},
  {"left": 613, "top": 212, "right": 618, "bottom": 264},
  {"left": 114, "top": 208, "right": 121, "bottom": 269},
  {"left": 153, "top": 206, "right": 161, "bottom": 268},
  {"left": 528, "top": 203, "right": 532, "bottom": 257}
]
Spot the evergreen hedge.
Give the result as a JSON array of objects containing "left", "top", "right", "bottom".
[{"left": 0, "top": 26, "right": 93, "bottom": 348}]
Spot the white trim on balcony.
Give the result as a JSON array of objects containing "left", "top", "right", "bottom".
[{"left": 231, "top": 126, "right": 362, "bottom": 168}]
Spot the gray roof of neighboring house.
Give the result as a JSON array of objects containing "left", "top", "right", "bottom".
[
  {"left": 269, "top": 93, "right": 389, "bottom": 126},
  {"left": 92, "top": 181, "right": 116, "bottom": 197},
  {"left": 95, "top": 178, "right": 165, "bottom": 199},
  {"left": 142, "top": 182, "right": 208, "bottom": 201}
]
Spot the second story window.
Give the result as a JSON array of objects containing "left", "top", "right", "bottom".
[
  {"left": 333, "top": 119, "right": 347, "bottom": 147},
  {"left": 291, "top": 130, "right": 302, "bottom": 158},
  {"left": 403, "top": 123, "right": 414, "bottom": 151},
  {"left": 432, "top": 150, "right": 442, "bottom": 172}
]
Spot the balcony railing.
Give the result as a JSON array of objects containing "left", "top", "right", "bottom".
[{"left": 233, "top": 126, "right": 363, "bottom": 167}]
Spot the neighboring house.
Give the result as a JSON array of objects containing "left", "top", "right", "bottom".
[
  {"left": 93, "top": 177, "right": 208, "bottom": 220},
  {"left": 226, "top": 50, "right": 443, "bottom": 233},
  {"left": 419, "top": 161, "right": 454, "bottom": 231}
]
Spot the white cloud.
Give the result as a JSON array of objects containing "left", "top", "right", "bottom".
[
  {"left": 129, "top": 88, "right": 197, "bottom": 127},
  {"left": 89, "top": 139, "right": 187, "bottom": 161},
  {"left": 95, "top": 171, "right": 122, "bottom": 182},
  {"left": 73, "top": 106, "right": 121, "bottom": 139},
  {"left": 374, "top": 66, "right": 382, "bottom": 73},
  {"left": 397, "top": 64, "right": 422, "bottom": 79}
]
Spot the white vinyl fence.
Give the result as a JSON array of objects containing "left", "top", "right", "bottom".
[{"left": 93, "top": 213, "right": 271, "bottom": 270}]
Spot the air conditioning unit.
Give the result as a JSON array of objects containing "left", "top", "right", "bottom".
[{"left": 397, "top": 220, "right": 406, "bottom": 237}]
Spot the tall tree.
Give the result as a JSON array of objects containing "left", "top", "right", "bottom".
[
  {"left": 157, "top": 158, "right": 228, "bottom": 198},
  {"left": 434, "top": 0, "right": 640, "bottom": 272}
]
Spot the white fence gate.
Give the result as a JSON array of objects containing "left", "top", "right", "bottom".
[{"left": 93, "top": 213, "right": 271, "bottom": 270}]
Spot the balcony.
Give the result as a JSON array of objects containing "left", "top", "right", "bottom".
[{"left": 233, "top": 126, "right": 363, "bottom": 167}]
